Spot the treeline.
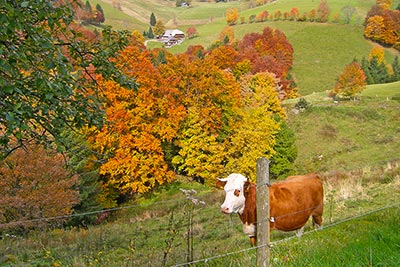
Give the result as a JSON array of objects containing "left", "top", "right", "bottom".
[
  {"left": 227, "top": 0, "right": 344, "bottom": 25},
  {"left": 0, "top": 1, "right": 299, "bottom": 231}
]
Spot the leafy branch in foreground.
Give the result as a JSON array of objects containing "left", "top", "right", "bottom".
[{"left": 0, "top": 0, "right": 132, "bottom": 159}]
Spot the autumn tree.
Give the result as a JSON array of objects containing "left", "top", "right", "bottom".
[
  {"left": 317, "top": 0, "right": 331, "bottom": 22},
  {"left": 224, "top": 72, "right": 284, "bottom": 180},
  {"left": 376, "top": 0, "right": 392, "bottom": 10},
  {"left": 153, "top": 20, "right": 166, "bottom": 37},
  {"left": 237, "top": 27, "right": 297, "bottom": 99},
  {"left": 364, "top": 15, "right": 388, "bottom": 43},
  {"left": 369, "top": 46, "right": 385, "bottom": 63},
  {"left": 274, "top": 10, "right": 282, "bottom": 20},
  {"left": 330, "top": 61, "right": 367, "bottom": 99},
  {"left": 226, "top": 8, "right": 239, "bottom": 25},
  {"left": 187, "top": 27, "right": 198, "bottom": 39},
  {"left": 91, "top": 37, "right": 186, "bottom": 198},
  {"left": 218, "top": 26, "right": 235, "bottom": 44},
  {"left": 0, "top": 144, "right": 78, "bottom": 231},
  {"left": 308, "top": 9, "right": 316, "bottom": 22},
  {"left": 256, "top": 11, "right": 268, "bottom": 22},
  {"left": 289, "top": 7, "right": 299, "bottom": 21},
  {"left": 159, "top": 52, "right": 241, "bottom": 184},
  {"left": 360, "top": 46, "right": 395, "bottom": 84},
  {"left": 0, "top": 0, "right": 130, "bottom": 159},
  {"left": 364, "top": 4, "right": 400, "bottom": 49},
  {"left": 171, "top": 107, "right": 225, "bottom": 185}
]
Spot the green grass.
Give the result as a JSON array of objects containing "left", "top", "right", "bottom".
[
  {"left": 271, "top": 206, "right": 400, "bottom": 266},
  {"left": 362, "top": 81, "right": 400, "bottom": 99},
  {"left": 286, "top": 99, "right": 400, "bottom": 174}
]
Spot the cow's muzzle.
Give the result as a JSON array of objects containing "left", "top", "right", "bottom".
[{"left": 221, "top": 207, "right": 230, "bottom": 214}]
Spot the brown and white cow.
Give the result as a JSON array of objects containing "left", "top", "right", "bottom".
[{"left": 217, "top": 173, "right": 323, "bottom": 246}]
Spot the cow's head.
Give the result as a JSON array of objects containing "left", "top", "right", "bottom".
[{"left": 217, "top": 173, "right": 247, "bottom": 215}]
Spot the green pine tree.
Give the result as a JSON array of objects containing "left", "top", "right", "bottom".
[
  {"left": 60, "top": 132, "right": 104, "bottom": 226},
  {"left": 391, "top": 56, "right": 400, "bottom": 82},
  {"left": 361, "top": 57, "right": 373, "bottom": 84},
  {"left": 269, "top": 118, "right": 297, "bottom": 180},
  {"left": 96, "top": 4, "right": 105, "bottom": 23},
  {"left": 148, "top": 26, "right": 154, "bottom": 39},
  {"left": 150, "top": 12, "right": 156, "bottom": 26}
]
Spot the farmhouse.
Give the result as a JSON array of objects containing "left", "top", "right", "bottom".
[{"left": 161, "top": 29, "right": 185, "bottom": 48}]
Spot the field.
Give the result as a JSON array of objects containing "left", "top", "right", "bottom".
[{"left": 1, "top": 0, "right": 400, "bottom": 266}]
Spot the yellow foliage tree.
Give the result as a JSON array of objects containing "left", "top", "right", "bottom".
[
  {"left": 364, "top": 15, "right": 388, "bottom": 43},
  {"left": 376, "top": 0, "right": 392, "bottom": 9},
  {"left": 172, "top": 107, "right": 225, "bottom": 185},
  {"left": 218, "top": 26, "right": 235, "bottom": 44},
  {"left": 226, "top": 8, "right": 239, "bottom": 25},
  {"left": 158, "top": 53, "right": 242, "bottom": 184},
  {"left": 224, "top": 72, "right": 285, "bottom": 180},
  {"left": 369, "top": 46, "right": 385, "bottom": 63}
]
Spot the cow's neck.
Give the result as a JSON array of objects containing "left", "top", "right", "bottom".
[{"left": 238, "top": 183, "right": 256, "bottom": 225}]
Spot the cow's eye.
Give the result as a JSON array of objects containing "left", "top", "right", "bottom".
[{"left": 234, "top": 189, "right": 240, "bottom": 197}]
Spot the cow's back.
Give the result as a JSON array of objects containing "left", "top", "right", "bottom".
[{"left": 269, "top": 174, "right": 323, "bottom": 231}]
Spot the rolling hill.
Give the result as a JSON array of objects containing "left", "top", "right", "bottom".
[{"left": 90, "top": 0, "right": 399, "bottom": 95}]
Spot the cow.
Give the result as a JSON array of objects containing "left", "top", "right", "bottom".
[{"left": 217, "top": 172, "right": 323, "bottom": 246}]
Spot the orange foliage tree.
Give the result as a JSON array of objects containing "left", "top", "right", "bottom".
[
  {"left": 91, "top": 37, "right": 186, "bottom": 198},
  {"left": 330, "top": 61, "right": 367, "bottom": 99},
  {"left": 364, "top": 3, "right": 400, "bottom": 50},
  {"left": 226, "top": 8, "right": 239, "bottom": 25},
  {"left": 237, "top": 27, "right": 297, "bottom": 99},
  {"left": 0, "top": 144, "right": 78, "bottom": 231}
]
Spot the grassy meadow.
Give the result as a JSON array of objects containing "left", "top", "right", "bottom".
[{"left": 1, "top": 0, "right": 400, "bottom": 266}]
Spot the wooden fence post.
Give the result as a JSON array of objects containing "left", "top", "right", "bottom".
[{"left": 256, "top": 157, "right": 270, "bottom": 267}]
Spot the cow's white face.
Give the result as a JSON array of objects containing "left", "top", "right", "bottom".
[{"left": 219, "top": 173, "right": 247, "bottom": 215}]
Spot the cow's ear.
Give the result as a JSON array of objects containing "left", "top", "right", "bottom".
[{"left": 216, "top": 179, "right": 227, "bottom": 189}]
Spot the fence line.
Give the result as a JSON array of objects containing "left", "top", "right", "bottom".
[
  {"left": 171, "top": 202, "right": 400, "bottom": 266},
  {"left": 1, "top": 186, "right": 399, "bottom": 266},
  {"left": 0, "top": 184, "right": 390, "bottom": 229}
]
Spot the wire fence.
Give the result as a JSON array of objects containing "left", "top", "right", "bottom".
[{"left": 1, "top": 169, "right": 399, "bottom": 267}]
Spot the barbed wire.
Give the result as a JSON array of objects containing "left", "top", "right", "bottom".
[{"left": 0, "top": 181, "right": 390, "bottom": 230}]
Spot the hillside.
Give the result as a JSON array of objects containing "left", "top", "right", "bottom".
[
  {"left": 1, "top": 1, "right": 400, "bottom": 266},
  {"left": 91, "top": 0, "right": 399, "bottom": 95}
]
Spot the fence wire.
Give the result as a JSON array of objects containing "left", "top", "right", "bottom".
[{"left": 1, "top": 174, "right": 399, "bottom": 266}]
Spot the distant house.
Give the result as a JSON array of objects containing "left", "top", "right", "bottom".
[
  {"left": 161, "top": 29, "right": 185, "bottom": 48},
  {"left": 162, "top": 29, "right": 185, "bottom": 40}
]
